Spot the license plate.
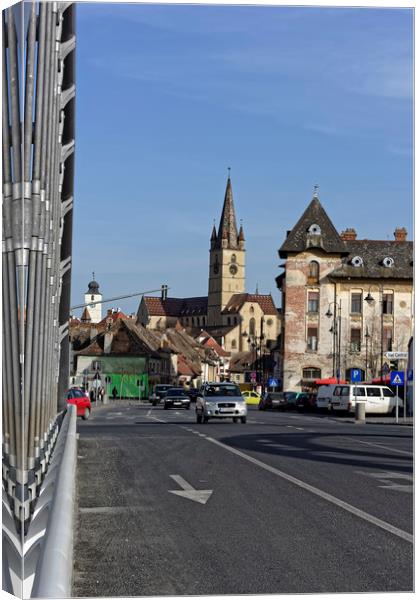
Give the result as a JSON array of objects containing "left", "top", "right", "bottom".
[{"left": 219, "top": 408, "right": 232, "bottom": 413}]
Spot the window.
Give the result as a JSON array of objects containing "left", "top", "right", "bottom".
[
  {"left": 249, "top": 318, "right": 256, "bottom": 336},
  {"left": 308, "top": 291, "right": 319, "bottom": 313},
  {"left": 354, "top": 387, "right": 366, "bottom": 396},
  {"left": 91, "top": 295, "right": 95, "bottom": 301},
  {"left": 307, "top": 327, "right": 318, "bottom": 351},
  {"left": 227, "top": 317, "right": 231, "bottom": 326},
  {"left": 231, "top": 339, "right": 237, "bottom": 350},
  {"left": 350, "top": 329, "right": 361, "bottom": 352},
  {"left": 308, "top": 261, "right": 319, "bottom": 283},
  {"left": 382, "top": 388, "right": 394, "bottom": 397},
  {"left": 383, "top": 328, "right": 393, "bottom": 351},
  {"left": 366, "top": 388, "right": 381, "bottom": 397},
  {"left": 302, "top": 367, "right": 321, "bottom": 380},
  {"left": 382, "top": 293, "right": 393, "bottom": 315},
  {"left": 351, "top": 293, "right": 362, "bottom": 314}
]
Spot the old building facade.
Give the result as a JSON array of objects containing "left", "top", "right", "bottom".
[{"left": 277, "top": 192, "right": 413, "bottom": 392}]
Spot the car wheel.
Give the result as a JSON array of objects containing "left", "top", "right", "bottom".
[
  {"left": 240, "top": 416, "right": 247, "bottom": 424},
  {"left": 233, "top": 417, "right": 238, "bottom": 423},
  {"left": 196, "top": 412, "right": 202, "bottom": 424},
  {"left": 82, "top": 408, "right": 90, "bottom": 420}
]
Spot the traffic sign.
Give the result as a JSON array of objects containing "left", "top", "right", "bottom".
[
  {"left": 385, "top": 351, "right": 408, "bottom": 359},
  {"left": 350, "top": 369, "right": 362, "bottom": 382},
  {"left": 390, "top": 371, "right": 405, "bottom": 386},
  {"left": 267, "top": 378, "right": 278, "bottom": 387}
]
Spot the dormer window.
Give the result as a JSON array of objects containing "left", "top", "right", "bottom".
[
  {"left": 308, "top": 223, "right": 321, "bottom": 235},
  {"left": 382, "top": 257, "right": 394, "bottom": 268},
  {"left": 351, "top": 256, "right": 364, "bottom": 267}
]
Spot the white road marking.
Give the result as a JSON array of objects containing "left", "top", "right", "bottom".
[
  {"left": 356, "top": 470, "right": 413, "bottom": 493},
  {"left": 147, "top": 415, "right": 167, "bottom": 424},
  {"left": 147, "top": 408, "right": 152, "bottom": 417},
  {"left": 79, "top": 506, "right": 153, "bottom": 514},
  {"left": 169, "top": 475, "right": 213, "bottom": 505},
  {"left": 354, "top": 439, "right": 413, "bottom": 457},
  {"left": 201, "top": 434, "right": 413, "bottom": 543},
  {"left": 286, "top": 425, "right": 304, "bottom": 431}
]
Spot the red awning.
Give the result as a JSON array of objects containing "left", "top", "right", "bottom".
[
  {"left": 314, "top": 377, "right": 347, "bottom": 385},
  {"left": 371, "top": 374, "right": 391, "bottom": 385}
]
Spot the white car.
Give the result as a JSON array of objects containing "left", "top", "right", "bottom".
[{"left": 196, "top": 383, "right": 247, "bottom": 423}]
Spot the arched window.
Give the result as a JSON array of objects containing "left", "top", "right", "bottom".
[
  {"left": 250, "top": 305, "right": 254, "bottom": 314},
  {"left": 231, "top": 339, "right": 237, "bottom": 350},
  {"left": 249, "top": 318, "right": 256, "bottom": 336},
  {"left": 302, "top": 367, "right": 321, "bottom": 380},
  {"left": 309, "top": 261, "right": 319, "bottom": 283}
]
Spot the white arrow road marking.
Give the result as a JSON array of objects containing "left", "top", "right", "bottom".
[
  {"left": 169, "top": 475, "right": 213, "bottom": 505},
  {"left": 354, "top": 439, "right": 413, "bottom": 456}
]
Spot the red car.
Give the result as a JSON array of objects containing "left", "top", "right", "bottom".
[{"left": 67, "top": 388, "right": 91, "bottom": 419}]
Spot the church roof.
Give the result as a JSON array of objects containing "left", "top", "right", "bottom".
[
  {"left": 216, "top": 177, "right": 240, "bottom": 249},
  {"left": 222, "top": 293, "right": 278, "bottom": 316},
  {"left": 81, "top": 307, "right": 91, "bottom": 323},
  {"left": 143, "top": 296, "right": 208, "bottom": 317},
  {"left": 279, "top": 195, "right": 347, "bottom": 257}
]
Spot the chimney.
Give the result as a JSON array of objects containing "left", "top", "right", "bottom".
[
  {"left": 394, "top": 227, "right": 407, "bottom": 242},
  {"left": 340, "top": 228, "right": 357, "bottom": 241},
  {"left": 161, "top": 284, "right": 168, "bottom": 300},
  {"left": 104, "top": 331, "right": 113, "bottom": 354}
]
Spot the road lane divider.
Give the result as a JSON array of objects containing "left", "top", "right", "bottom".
[{"left": 202, "top": 434, "right": 413, "bottom": 544}]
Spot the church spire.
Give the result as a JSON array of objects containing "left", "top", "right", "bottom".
[{"left": 217, "top": 174, "right": 239, "bottom": 249}]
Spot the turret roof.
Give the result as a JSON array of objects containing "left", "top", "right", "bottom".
[{"left": 216, "top": 177, "right": 239, "bottom": 249}]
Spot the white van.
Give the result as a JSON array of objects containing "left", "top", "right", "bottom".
[
  {"left": 331, "top": 385, "right": 402, "bottom": 415},
  {"left": 316, "top": 385, "right": 337, "bottom": 411}
]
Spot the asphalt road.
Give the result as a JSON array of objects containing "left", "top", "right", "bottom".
[{"left": 72, "top": 402, "right": 413, "bottom": 597}]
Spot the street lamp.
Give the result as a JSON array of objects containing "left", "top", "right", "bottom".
[
  {"left": 364, "top": 285, "right": 384, "bottom": 383},
  {"left": 243, "top": 316, "right": 265, "bottom": 391},
  {"left": 364, "top": 326, "right": 370, "bottom": 382},
  {"left": 326, "top": 300, "right": 342, "bottom": 380}
]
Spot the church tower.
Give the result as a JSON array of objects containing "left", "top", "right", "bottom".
[
  {"left": 84, "top": 273, "right": 102, "bottom": 323},
  {"left": 207, "top": 175, "right": 245, "bottom": 327}
]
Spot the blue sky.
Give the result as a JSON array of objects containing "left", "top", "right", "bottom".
[{"left": 72, "top": 3, "right": 413, "bottom": 316}]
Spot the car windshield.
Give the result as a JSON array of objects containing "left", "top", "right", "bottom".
[
  {"left": 205, "top": 384, "right": 241, "bottom": 397},
  {"left": 166, "top": 389, "right": 188, "bottom": 397}
]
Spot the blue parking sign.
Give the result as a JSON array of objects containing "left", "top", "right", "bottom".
[
  {"left": 350, "top": 369, "right": 362, "bottom": 382},
  {"left": 390, "top": 371, "right": 405, "bottom": 386}
]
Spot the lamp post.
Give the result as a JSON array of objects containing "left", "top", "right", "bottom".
[
  {"left": 243, "top": 316, "right": 265, "bottom": 392},
  {"left": 364, "top": 285, "right": 384, "bottom": 383},
  {"left": 365, "top": 326, "right": 370, "bottom": 382},
  {"left": 326, "top": 300, "right": 342, "bottom": 380}
]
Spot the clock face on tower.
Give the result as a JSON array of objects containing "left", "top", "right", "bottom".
[{"left": 229, "top": 264, "right": 238, "bottom": 275}]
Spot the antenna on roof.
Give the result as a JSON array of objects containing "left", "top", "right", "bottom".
[
  {"left": 313, "top": 184, "right": 319, "bottom": 198},
  {"left": 256, "top": 283, "right": 259, "bottom": 294}
]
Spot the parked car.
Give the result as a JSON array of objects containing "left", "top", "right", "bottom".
[
  {"left": 242, "top": 390, "right": 261, "bottom": 405},
  {"left": 163, "top": 388, "right": 191, "bottom": 410},
  {"left": 149, "top": 384, "right": 173, "bottom": 406},
  {"left": 296, "top": 392, "right": 317, "bottom": 411},
  {"left": 258, "top": 392, "right": 288, "bottom": 410},
  {"left": 316, "top": 385, "right": 337, "bottom": 412},
  {"left": 67, "top": 387, "right": 91, "bottom": 419},
  {"left": 196, "top": 382, "right": 247, "bottom": 423},
  {"left": 283, "top": 391, "right": 300, "bottom": 409},
  {"left": 331, "top": 384, "right": 403, "bottom": 415}
]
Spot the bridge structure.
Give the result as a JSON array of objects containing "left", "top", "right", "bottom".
[{"left": 2, "top": 3, "right": 76, "bottom": 595}]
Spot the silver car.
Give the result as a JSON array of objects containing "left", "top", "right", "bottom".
[{"left": 196, "top": 383, "right": 247, "bottom": 424}]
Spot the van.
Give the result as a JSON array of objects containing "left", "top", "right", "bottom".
[
  {"left": 331, "top": 385, "right": 402, "bottom": 415},
  {"left": 316, "top": 385, "right": 337, "bottom": 411}
]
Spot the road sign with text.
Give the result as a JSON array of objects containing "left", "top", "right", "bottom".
[{"left": 350, "top": 369, "right": 362, "bottom": 382}]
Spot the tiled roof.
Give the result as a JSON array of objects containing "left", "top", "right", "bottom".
[
  {"left": 144, "top": 296, "right": 208, "bottom": 317},
  {"left": 97, "top": 310, "right": 130, "bottom": 326},
  {"left": 279, "top": 196, "right": 347, "bottom": 257},
  {"left": 329, "top": 239, "right": 413, "bottom": 280},
  {"left": 229, "top": 351, "right": 255, "bottom": 373},
  {"left": 222, "top": 293, "right": 278, "bottom": 315},
  {"left": 76, "top": 318, "right": 160, "bottom": 357},
  {"left": 199, "top": 334, "right": 230, "bottom": 357}
]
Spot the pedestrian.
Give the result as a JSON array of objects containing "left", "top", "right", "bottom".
[
  {"left": 89, "top": 389, "right": 95, "bottom": 402},
  {"left": 112, "top": 386, "right": 118, "bottom": 400}
]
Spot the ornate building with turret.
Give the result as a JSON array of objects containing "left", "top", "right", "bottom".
[
  {"left": 84, "top": 274, "right": 102, "bottom": 323},
  {"left": 137, "top": 176, "right": 281, "bottom": 358}
]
